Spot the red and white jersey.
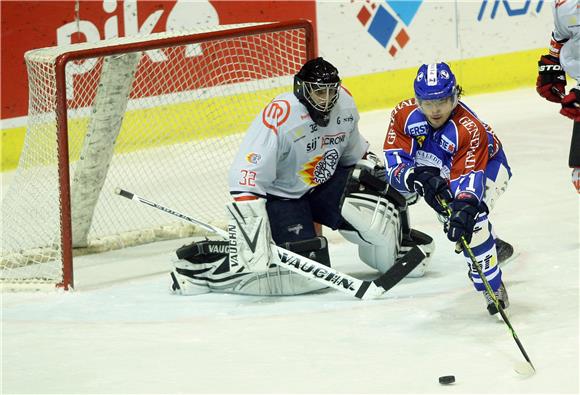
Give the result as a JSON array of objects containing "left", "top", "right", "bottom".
[
  {"left": 552, "top": 0, "right": 579, "bottom": 86},
  {"left": 228, "top": 87, "right": 369, "bottom": 200}
]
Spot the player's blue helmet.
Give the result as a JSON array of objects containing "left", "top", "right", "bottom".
[{"left": 414, "top": 62, "right": 457, "bottom": 101}]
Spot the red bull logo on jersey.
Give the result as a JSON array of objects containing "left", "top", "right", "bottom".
[
  {"left": 299, "top": 149, "right": 339, "bottom": 186},
  {"left": 262, "top": 99, "right": 290, "bottom": 134},
  {"left": 354, "top": 0, "right": 423, "bottom": 57}
]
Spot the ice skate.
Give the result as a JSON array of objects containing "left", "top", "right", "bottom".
[
  {"left": 483, "top": 281, "right": 509, "bottom": 317},
  {"left": 496, "top": 238, "right": 518, "bottom": 267}
]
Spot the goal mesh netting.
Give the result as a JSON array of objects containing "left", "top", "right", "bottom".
[{"left": 1, "top": 21, "right": 314, "bottom": 289}]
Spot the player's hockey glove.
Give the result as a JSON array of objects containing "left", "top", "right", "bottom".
[
  {"left": 536, "top": 55, "right": 566, "bottom": 103},
  {"left": 407, "top": 166, "right": 452, "bottom": 215},
  {"left": 560, "top": 88, "right": 580, "bottom": 122},
  {"left": 447, "top": 193, "right": 479, "bottom": 244}
]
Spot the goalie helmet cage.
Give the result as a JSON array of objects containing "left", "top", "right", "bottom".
[{"left": 1, "top": 20, "right": 316, "bottom": 290}]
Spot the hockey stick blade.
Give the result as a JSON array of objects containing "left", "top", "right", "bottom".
[
  {"left": 115, "top": 187, "right": 403, "bottom": 300},
  {"left": 373, "top": 245, "right": 426, "bottom": 292}
]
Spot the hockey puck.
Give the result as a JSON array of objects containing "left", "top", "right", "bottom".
[{"left": 438, "top": 375, "right": 455, "bottom": 385}]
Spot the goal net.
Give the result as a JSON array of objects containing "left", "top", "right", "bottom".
[{"left": 1, "top": 20, "right": 315, "bottom": 290}]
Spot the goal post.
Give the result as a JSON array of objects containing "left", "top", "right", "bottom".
[{"left": 1, "top": 20, "right": 316, "bottom": 290}]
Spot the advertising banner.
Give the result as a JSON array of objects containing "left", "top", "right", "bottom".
[
  {"left": 1, "top": 0, "right": 316, "bottom": 121},
  {"left": 317, "top": 0, "right": 551, "bottom": 75},
  {"left": 1, "top": 0, "right": 553, "bottom": 171}
]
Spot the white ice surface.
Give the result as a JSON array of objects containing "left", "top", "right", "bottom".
[{"left": 2, "top": 88, "right": 579, "bottom": 394}]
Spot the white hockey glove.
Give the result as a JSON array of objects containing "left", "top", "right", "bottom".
[{"left": 226, "top": 198, "right": 274, "bottom": 272}]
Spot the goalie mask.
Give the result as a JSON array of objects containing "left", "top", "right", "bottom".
[{"left": 294, "top": 57, "right": 341, "bottom": 127}]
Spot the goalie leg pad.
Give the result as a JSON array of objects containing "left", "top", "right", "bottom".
[
  {"left": 229, "top": 266, "right": 327, "bottom": 296},
  {"left": 224, "top": 237, "right": 329, "bottom": 295},
  {"left": 345, "top": 228, "right": 434, "bottom": 277},
  {"left": 340, "top": 188, "right": 402, "bottom": 275},
  {"left": 227, "top": 199, "right": 274, "bottom": 272},
  {"left": 172, "top": 239, "right": 248, "bottom": 295},
  {"left": 170, "top": 238, "right": 327, "bottom": 296},
  {"left": 340, "top": 192, "right": 401, "bottom": 246}
]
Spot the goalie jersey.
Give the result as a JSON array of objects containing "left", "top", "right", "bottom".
[{"left": 229, "top": 87, "right": 369, "bottom": 200}]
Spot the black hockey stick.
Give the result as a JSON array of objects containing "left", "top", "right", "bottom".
[
  {"left": 115, "top": 188, "right": 425, "bottom": 299},
  {"left": 440, "top": 199, "right": 535, "bottom": 376}
]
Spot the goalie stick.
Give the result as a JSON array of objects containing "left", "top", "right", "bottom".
[{"left": 115, "top": 188, "right": 426, "bottom": 300}]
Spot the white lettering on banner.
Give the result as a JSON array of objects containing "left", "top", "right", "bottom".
[
  {"left": 124, "top": 0, "right": 165, "bottom": 62},
  {"left": 57, "top": 21, "right": 101, "bottom": 99},
  {"left": 103, "top": 0, "right": 119, "bottom": 38},
  {"left": 459, "top": 116, "right": 480, "bottom": 169},
  {"left": 56, "top": 0, "right": 219, "bottom": 99}
]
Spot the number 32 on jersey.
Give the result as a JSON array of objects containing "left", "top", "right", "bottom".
[{"left": 239, "top": 169, "right": 257, "bottom": 186}]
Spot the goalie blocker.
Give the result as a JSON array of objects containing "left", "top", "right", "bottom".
[{"left": 170, "top": 157, "right": 433, "bottom": 296}]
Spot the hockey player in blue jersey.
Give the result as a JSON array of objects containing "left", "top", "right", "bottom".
[{"left": 383, "top": 62, "right": 515, "bottom": 316}]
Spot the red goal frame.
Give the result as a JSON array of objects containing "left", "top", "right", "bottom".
[{"left": 51, "top": 20, "right": 316, "bottom": 289}]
